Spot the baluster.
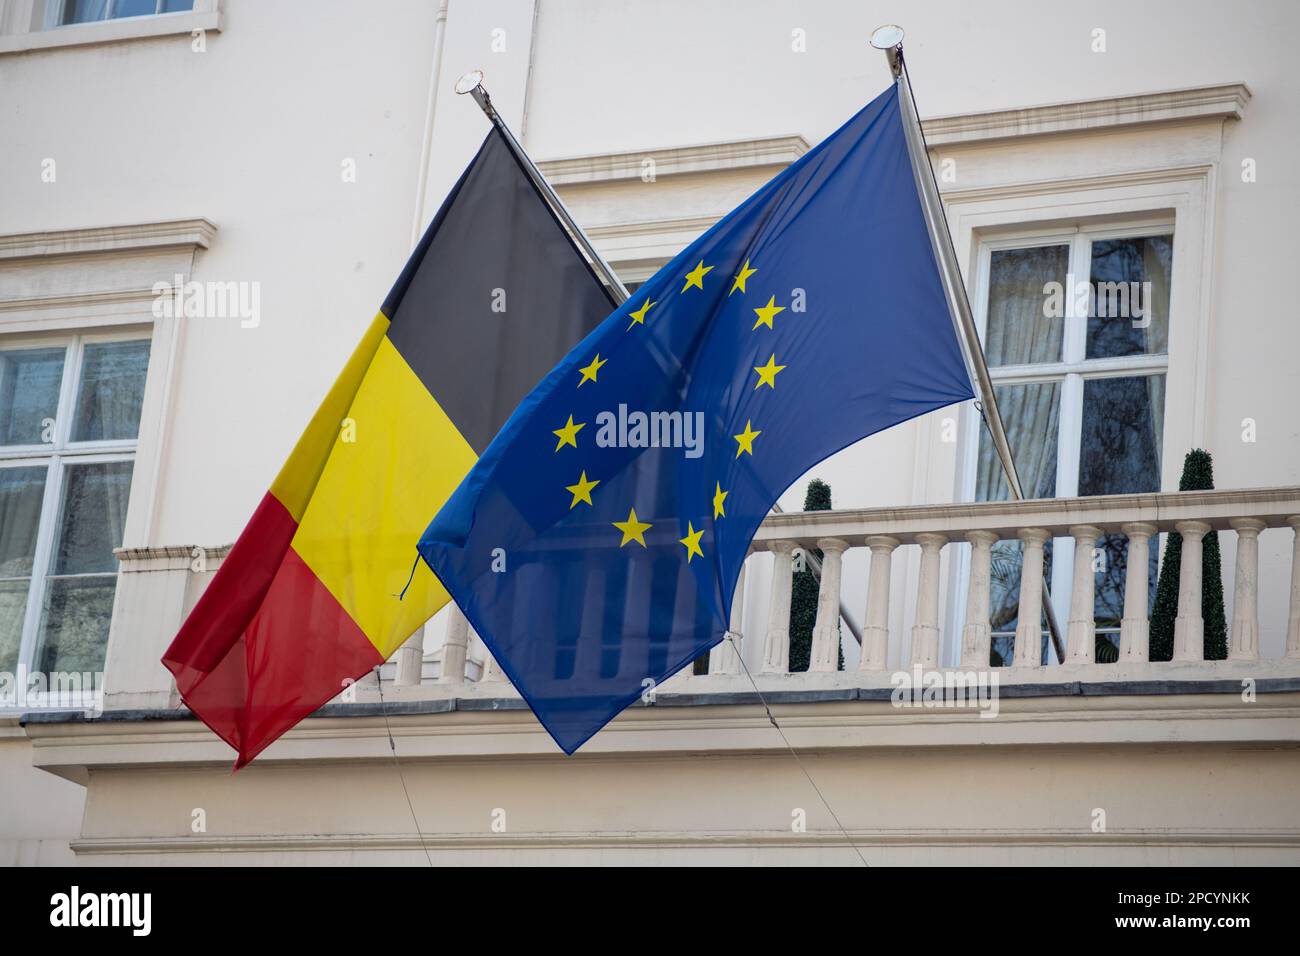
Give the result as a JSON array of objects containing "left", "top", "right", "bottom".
[
  {"left": 1228, "top": 518, "right": 1265, "bottom": 661},
  {"left": 1066, "top": 525, "right": 1101, "bottom": 664},
  {"left": 1119, "top": 522, "right": 1156, "bottom": 662},
  {"left": 809, "top": 538, "right": 849, "bottom": 672},
  {"left": 480, "top": 647, "right": 507, "bottom": 682},
  {"left": 709, "top": 556, "right": 746, "bottom": 675},
  {"left": 859, "top": 536, "right": 899, "bottom": 671},
  {"left": 761, "top": 541, "right": 796, "bottom": 673},
  {"left": 910, "top": 533, "right": 946, "bottom": 669},
  {"left": 439, "top": 606, "right": 469, "bottom": 684},
  {"left": 1013, "top": 528, "right": 1050, "bottom": 668},
  {"left": 1288, "top": 517, "right": 1300, "bottom": 659},
  {"left": 393, "top": 630, "right": 425, "bottom": 686},
  {"left": 573, "top": 566, "right": 608, "bottom": 678},
  {"left": 1172, "top": 520, "right": 1211, "bottom": 661},
  {"left": 960, "top": 531, "right": 998, "bottom": 668}
]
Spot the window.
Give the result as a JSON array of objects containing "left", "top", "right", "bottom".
[
  {"left": 53, "top": 0, "right": 192, "bottom": 26},
  {"left": 0, "top": 334, "right": 150, "bottom": 688},
  {"left": 970, "top": 224, "right": 1172, "bottom": 665}
]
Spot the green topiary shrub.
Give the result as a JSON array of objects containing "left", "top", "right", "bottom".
[
  {"left": 788, "top": 479, "right": 842, "bottom": 671},
  {"left": 1148, "top": 449, "right": 1227, "bottom": 660}
]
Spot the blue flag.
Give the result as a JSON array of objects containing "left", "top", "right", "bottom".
[{"left": 417, "top": 85, "right": 974, "bottom": 753}]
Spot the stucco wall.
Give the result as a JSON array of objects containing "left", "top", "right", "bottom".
[
  {"left": 2, "top": 0, "right": 1298, "bottom": 863},
  {"left": 0, "top": 731, "right": 82, "bottom": 865}
]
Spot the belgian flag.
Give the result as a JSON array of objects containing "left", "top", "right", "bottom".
[{"left": 162, "top": 130, "right": 616, "bottom": 768}]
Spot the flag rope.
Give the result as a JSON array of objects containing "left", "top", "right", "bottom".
[
  {"left": 375, "top": 671, "right": 435, "bottom": 866},
  {"left": 728, "top": 635, "right": 870, "bottom": 866}
]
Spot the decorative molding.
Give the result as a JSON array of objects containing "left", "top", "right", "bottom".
[
  {"left": 69, "top": 826, "right": 1300, "bottom": 856},
  {"left": 0, "top": 217, "right": 216, "bottom": 261},
  {"left": 938, "top": 163, "right": 1213, "bottom": 204},
  {"left": 586, "top": 214, "right": 718, "bottom": 279},
  {"left": 921, "top": 82, "right": 1251, "bottom": 147},
  {"left": 586, "top": 215, "right": 718, "bottom": 242},
  {"left": 537, "top": 134, "right": 810, "bottom": 185},
  {"left": 24, "top": 682, "right": 1300, "bottom": 781},
  {"left": 112, "top": 544, "right": 232, "bottom": 573}
]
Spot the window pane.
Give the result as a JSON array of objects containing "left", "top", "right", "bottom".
[
  {"left": 987, "top": 538, "right": 1054, "bottom": 667},
  {"left": 0, "top": 579, "right": 28, "bottom": 674},
  {"left": 160, "top": 0, "right": 194, "bottom": 12},
  {"left": 975, "top": 381, "right": 1061, "bottom": 503},
  {"left": 1086, "top": 235, "right": 1172, "bottom": 359},
  {"left": 61, "top": 0, "right": 109, "bottom": 24},
  {"left": 0, "top": 347, "right": 65, "bottom": 446},
  {"left": 1094, "top": 531, "right": 1158, "bottom": 631},
  {"left": 37, "top": 576, "right": 117, "bottom": 674},
  {"left": 0, "top": 466, "right": 47, "bottom": 578},
  {"left": 1079, "top": 375, "right": 1165, "bottom": 496},
  {"left": 111, "top": 0, "right": 159, "bottom": 19},
  {"left": 50, "top": 461, "right": 133, "bottom": 575},
  {"left": 1079, "top": 373, "right": 1165, "bottom": 637},
  {"left": 976, "top": 381, "right": 1060, "bottom": 666},
  {"left": 984, "top": 245, "right": 1068, "bottom": 367},
  {"left": 71, "top": 340, "right": 151, "bottom": 442}
]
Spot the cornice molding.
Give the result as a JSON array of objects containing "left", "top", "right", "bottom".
[
  {"left": 0, "top": 217, "right": 217, "bottom": 262},
  {"left": 537, "top": 134, "right": 810, "bottom": 185},
  {"left": 69, "top": 826, "right": 1300, "bottom": 857},
  {"left": 532, "top": 85, "right": 1248, "bottom": 189},
  {"left": 23, "top": 682, "right": 1300, "bottom": 782},
  {"left": 922, "top": 82, "right": 1251, "bottom": 147}
]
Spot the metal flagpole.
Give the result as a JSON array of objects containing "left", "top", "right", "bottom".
[
  {"left": 871, "top": 26, "right": 1065, "bottom": 662},
  {"left": 453, "top": 70, "right": 866, "bottom": 647}
]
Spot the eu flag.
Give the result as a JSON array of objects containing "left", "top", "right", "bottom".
[{"left": 417, "top": 85, "right": 974, "bottom": 753}]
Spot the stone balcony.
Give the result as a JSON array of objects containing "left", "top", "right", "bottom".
[{"left": 19, "top": 485, "right": 1300, "bottom": 863}]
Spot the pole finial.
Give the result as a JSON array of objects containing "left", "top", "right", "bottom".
[
  {"left": 454, "top": 69, "right": 485, "bottom": 95},
  {"left": 869, "top": 24, "right": 904, "bottom": 77}
]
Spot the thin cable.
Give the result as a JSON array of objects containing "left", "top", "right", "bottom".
[
  {"left": 726, "top": 634, "right": 870, "bottom": 866},
  {"left": 374, "top": 670, "right": 434, "bottom": 867}
]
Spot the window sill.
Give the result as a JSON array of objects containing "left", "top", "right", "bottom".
[{"left": 0, "top": 10, "right": 221, "bottom": 56}]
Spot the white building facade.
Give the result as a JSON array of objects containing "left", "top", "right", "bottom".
[{"left": 2, "top": 0, "right": 1299, "bottom": 865}]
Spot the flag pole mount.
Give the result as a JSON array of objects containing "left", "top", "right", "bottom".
[{"left": 873, "top": 28, "right": 1066, "bottom": 663}]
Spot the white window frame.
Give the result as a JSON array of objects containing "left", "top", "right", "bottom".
[
  {"left": 0, "top": 0, "right": 221, "bottom": 55},
  {"left": 1, "top": 328, "right": 148, "bottom": 708},
  {"left": 948, "top": 214, "right": 1175, "bottom": 663}
]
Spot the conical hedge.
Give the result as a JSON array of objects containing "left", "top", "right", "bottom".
[
  {"left": 1148, "top": 449, "right": 1227, "bottom": 660},
  {"left": 788, "top": 479, "right": 841, "bottom": 671}
]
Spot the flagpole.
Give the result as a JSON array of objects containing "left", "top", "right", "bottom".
[
  {"left": 455, "top": 71, "right": 867, "bottom": 649},
  {"left": 872, "top": 26, "right": 1066, "bottom": 663}
]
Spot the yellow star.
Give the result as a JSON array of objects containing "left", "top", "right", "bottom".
[
  {"left": 552, "top": 414, "right": 585, "bottom": 451},
  {"left": 577, "top": 353, "right": 606, "bottom": 387},
  {"left": 564, "top": 470, "right": 600, "bottom": 509},
  {"left": 733, "top": 420, "right": 761, "bottom": 458},
  {"left": 613, "top": 507, "right": 652, "bottom": 548},
  {"left": 627, "top": 298, "right": 657, "bottom": 329},
  {"left": 753, "top": 353, "right": 786, "bottom": 389},
  {"left": 681, "top": 260, "right": 714, "bottom": 293},
  {"left": 730, "top": 259, "right": 758, "bottom": 296},
  {"left": 752, "top": 295, "right": 786, "bottom": 330},
  {"left": 712, "top": 482, "right": 729, "bottom": 520},
  {"left": 679, "top": 521, "right": 705, "bottom": 563}
]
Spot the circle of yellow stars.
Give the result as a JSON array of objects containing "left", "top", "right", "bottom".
[{"left": 549, "top": 257, "right": 790, "bottom": 567}]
